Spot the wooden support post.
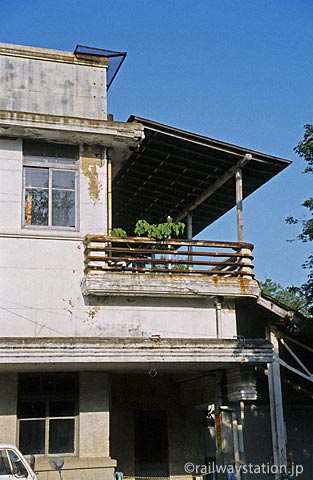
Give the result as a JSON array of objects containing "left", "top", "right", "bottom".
[
  {"left": 232, "top": 411, "right": 241, "bottom": 480},
  {"left": 187, "top": 211, "right": 193, "bottom": 268},
  {"left": 236, "top": 168, "right": 244, "bottom": 242},
  {"left": 187, "top": 210, "right": 193, "bottom": 239},
  {"left": 267, "top": 328, "right": 287, "bottom": 479}
]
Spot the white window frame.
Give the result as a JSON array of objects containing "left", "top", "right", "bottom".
[
  {"left": 17, "top": 373, "right": 78, "bottom": 457},
  {"left": 22, "top": 145, "right": 79, "bottom": 231}
]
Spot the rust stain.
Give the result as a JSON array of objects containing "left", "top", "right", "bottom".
[
  {"left": 81, "top": 145, "right": 103, "bottom": 203},
  {"left": 238, "top": 277, "right": 249, "bottom": 294},
  {"left": 211, "top": 276, "right": 220, "bottom": 286},
  {"left": 88, "top": 306, "right": 100, "bottom": 320}
]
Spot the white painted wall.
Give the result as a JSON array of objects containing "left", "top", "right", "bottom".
[
  {"left": 0, "top": 230, "right": 236, "bottom": 338},
  {"left": 0, "top": 136, "right": 237, "bottom": 339}
]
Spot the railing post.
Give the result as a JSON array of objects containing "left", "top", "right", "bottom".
[
  {"left": 238, "top": 246, "right": 254, "bottom": 277},
  {"left": 84, "top": 236, "right": 254, "bottom": 278}
]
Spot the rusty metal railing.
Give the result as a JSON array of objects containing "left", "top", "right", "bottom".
[{"left": 84, "top": 236, "right": 254, "bottom": 278}]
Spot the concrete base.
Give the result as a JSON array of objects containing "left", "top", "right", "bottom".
[{"left": 34, "top": 457, "right": 116, "bottom": 480}]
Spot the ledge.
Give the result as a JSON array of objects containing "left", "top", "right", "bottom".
[
  {"left": 0, "top": 42, "right": 109, "bottom": 68},
  {"left": 0, "top": 110, "right": 144, "bottom": 150},
  {"left": 0, "top": 337, "right": 273, "bottom": 369},
  {"left": 82, "top": 273, "right": 261, "bottom": 298}
]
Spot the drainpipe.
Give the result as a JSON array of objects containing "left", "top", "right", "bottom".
[
  {"left": 107, "top": 148, "right": 112, "bottom": 235},
  {"left": 215, "top": 297, "right": 223, "bottom": 338}
]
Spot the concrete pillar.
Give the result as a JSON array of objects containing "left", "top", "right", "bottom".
[
  {"left": 0, "top": 373, "right": 18, "bottom": 443},
  {"left": 79, "top": 372, "right": 111, "bottom": 458}
]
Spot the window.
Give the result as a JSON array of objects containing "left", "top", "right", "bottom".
[
  {"left": 18, "top": 373, "right": 79, "bottom": 455},
  {"left": 23, "top": 141, "right": 78, "bottom": 229}
]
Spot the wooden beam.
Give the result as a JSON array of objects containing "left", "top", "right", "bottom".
[
  {"left": 280, "top": 337, "right": 312, "bottom": 377},
  {"left": 174, "top": 153, "right": 252, "bottom": 222},
  {"left": 279, "top": 358, "right": 313, "bottom": 383}
]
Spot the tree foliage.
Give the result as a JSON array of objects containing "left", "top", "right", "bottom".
[
  {"left": 260, "top": 278, "right": 313, "bottom": 335},
  {"left": 285, "top": 124, "right": 313, "bottom": 318},
  {"left": 260, "top": 278, "right": 310, "bottom": 317}
]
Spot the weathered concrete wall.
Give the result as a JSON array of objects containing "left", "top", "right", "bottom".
[
  {"left": 79, "top": 372, "right": 110, "bottom": 458},
  {"left": 0, "top": 43, "right": 107, "bottom": 119},
  {"left": 0, "top": 373, "right": 18, "bottom": 443},
  {"left": 0, "top": 138, "right": 22, "bottom": 229}
]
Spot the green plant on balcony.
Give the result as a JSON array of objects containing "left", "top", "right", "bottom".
[
  {"left": 109, "top": 220, "right": 186, "bottom": 272},
  {"left": 134, "top": 219, "right": 185, "bottom": 240},
  {"left": 109, "top": 227, "right": 127, "bottom": 237}
]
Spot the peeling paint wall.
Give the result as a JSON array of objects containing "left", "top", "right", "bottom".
[{"left": 80, "top": 145, "right": 104, "bottom": 203}]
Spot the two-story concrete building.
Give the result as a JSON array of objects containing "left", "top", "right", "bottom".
[{"left": 0, "top": 42, "right": 312, "bottom": 480}]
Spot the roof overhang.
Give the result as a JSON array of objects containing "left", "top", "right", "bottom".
[
  {"left": 0, "top": 110, "right": 144, "bottom": 166},
  {"left": 112, "top": 116, "right": 291, "bottom": 235}
]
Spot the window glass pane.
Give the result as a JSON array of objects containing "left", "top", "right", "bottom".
[
  {"left": 49, "top": 419, "right": 74, "bottom": 454},
  {"left": 18, "top": 374, "right": 42, "bottom": 395},
  {"left": 24, "top": 141, "right": 78, "bottom": 161},
  {"left": 50, "top": 401, "right": 76, "bottom": 417},
  {"left": 19, "top": 420, "right": 45, "bottom": 455},
  {"left": 54, "top": 144, "right": 78, "bottom": 160},
  {"left": 0, "top": 450, "right": 11, "bottom": 476},
  {"left": 56, "top": 374, "right": 79, "bottom": 394},
  {"left": 25, "top": 189, "right": 48, "bottom": 226},
  {"left": 25, "top": 168, "right": 48, "bottom": 188},
  {"left": 23, "top": 141, "right": 48, "bottom": 157},
  {"left": 52, "top": 191, "right": 75, "bottom": 227},
  {"left": 52, "top": 171, "right": 75, "bottom": 190},
  {"left": 18, "top": 401, "right": 45, "bottom": 419},
  {"left": 42, "top": 374, "right": 57, "bottom": 394},
  {"left": 7, "top": 451, "right": 28, "bottom": 478}
]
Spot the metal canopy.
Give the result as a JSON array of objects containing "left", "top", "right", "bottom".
[
  {"left": 112, "top": 116, "right": 291, "bottom": 236},
  {"left": 74, "top": 45, "right": 126, "bottom": 89}
]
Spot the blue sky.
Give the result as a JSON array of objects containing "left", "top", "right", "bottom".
[{"left": 1, "top": 0, "right": 312, "bottom": 286}]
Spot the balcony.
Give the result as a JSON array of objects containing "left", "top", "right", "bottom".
[{"left": 81, "top": 236, "right": 260, "bottom": 298}]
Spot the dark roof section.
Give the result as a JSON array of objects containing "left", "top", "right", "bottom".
[{"left": 112, "top": 116, "right": 291, "bottom": 236}]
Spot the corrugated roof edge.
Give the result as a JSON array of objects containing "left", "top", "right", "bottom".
[{"left": 128, "top": 115, "right": 292, "bottom": 167}]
